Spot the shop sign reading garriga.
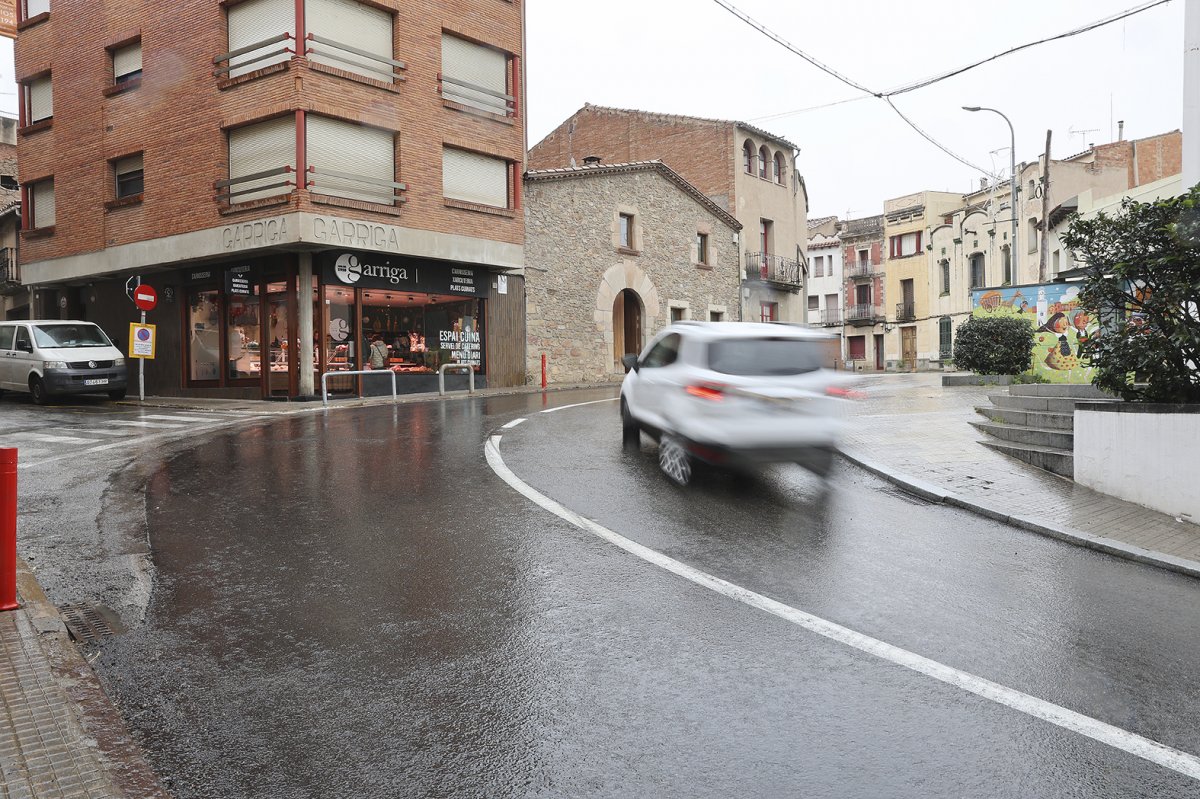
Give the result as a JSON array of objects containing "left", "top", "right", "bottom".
[{"left": 320, "top": 251, "right": 486, "bottom": 298}]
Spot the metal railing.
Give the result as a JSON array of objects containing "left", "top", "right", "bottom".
[
  {"left": 896, "top": 302, "right": 916, "bottom": 322},
  {"left": 306, "top": 34, "right": 406, "bottom": 83},
  {"left": 307, "top": 166, "right": 407, "bottom": 205},
  {"left": 214, "top": 33, "right": 295, "bottom": 77},
  {"left": 214, "top": 166, "right": 296, "bottom": 205},
  {"left": 438, "top": 73, "right": 515, "bottom": 117},
  {"left": 819, "top": 308, "right": 843, "bottom": 326},
  {"left": 744, "top": 252, "right": 804, "bottom": 289},
  {"left": 846, "top": 261, "right": 879, "bottom": 279},
  {"left": 321, "top": 369, "right": 396, "bottom": 407},
  {"left": 0, "top": 249, "right": 16, "bottom": 284},
  {"left": 438, "top": 363, "right": 476, "bottom": 396},
  {"left": 845, "top": 304, "right": 885, "bottom": 322}
]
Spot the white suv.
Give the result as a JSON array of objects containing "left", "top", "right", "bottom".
[{"left": 620, "top": 322, "right": 850, "bottom": 485}]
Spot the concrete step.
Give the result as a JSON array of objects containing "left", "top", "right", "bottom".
[
  {"left": 971, "top": 421, "right": 1074, "bottom": 450},
  {"left": 987, "top": 393, "right": 1121, "bottom": 413},
  {"left": 980, "top": 440, "right": 1075, "bottom": 479},
  {"left": 974, "top": 405, "right": 1075, "bottom": 430},
  {"left": 1007, "top": 383, "right": 1112, "bottom": 399}
]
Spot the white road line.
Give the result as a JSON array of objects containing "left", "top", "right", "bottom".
[
  {"left": 6, "top": 432, "right": 104, "bottom": 445},
  {"left": 107, "top": 420, "right": 188, "bottom": 429},
  {"left": 73, "top": 429, "right": 140, "bottom": 438},
  {"left": 501, "top": 418, "right": 527, "bottom": 429},
  {"left": 139, "top": 414, "right": 228, "bottom": 423},
  {"left": 484, "top": 433, "right": 1200, "bottom": 782},
  {"left": 540, "top": 398, "right": 619, "bottom": 414},
  {"left": 18, "top": 420, "right": 253, "bottom": 470}
]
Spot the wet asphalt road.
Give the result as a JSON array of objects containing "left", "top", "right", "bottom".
[{"left": 88, "top": 389, "right": 1200, "bottom": 798}]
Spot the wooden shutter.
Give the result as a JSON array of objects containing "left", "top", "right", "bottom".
[
  {"left": 27, "top": 76, "right": 52, "bottom": 123},
  {"left": 307, "top": 0, "right": 393, "bottom": 82},
  {"left": 227, "top": 0, "right": 293, "bottom": 78},
  {"left": 32, "top": 181, "right": 54, "bottom": 229},
  {"left": 442, "top": 148, "right": 508, "bottom": 208},
  {"left": 306, "top": 115, "right": 395, "bottom": 204},
  {"left": 113, "top": 41, "right": 142, "bottom": 80},
  {"left": 228, "top": 116, "right": 295, "bottom": 202},
  {"left": 441, "top": 34, "right": 509, "bottom": 114}
]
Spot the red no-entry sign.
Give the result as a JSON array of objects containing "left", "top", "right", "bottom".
[{"left": 133, "top": 285, "right": 158, "bottom": 311}]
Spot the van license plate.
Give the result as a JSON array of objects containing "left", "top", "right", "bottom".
[{"left": 84, "top": 378, "right": 109, "bottom": 386}]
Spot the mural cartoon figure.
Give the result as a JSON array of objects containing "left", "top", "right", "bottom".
[
  {"left": 1072, "top": 311, "right": 1092, "bottom": 359},
  {"left": 1037, "top": 312, "right": 1078, "bottom": 370}
]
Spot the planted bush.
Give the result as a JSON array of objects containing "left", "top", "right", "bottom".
[{"left": 953, "top": 315, "right": 1034, "bottom": 375}]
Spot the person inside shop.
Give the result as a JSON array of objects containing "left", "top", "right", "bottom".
[{"left": 368, "top": 333, "right": 388, "bottom": 370}]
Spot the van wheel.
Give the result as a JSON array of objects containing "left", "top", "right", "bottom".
[
  {"left": 29, "top": 376, "right": 51, "bottom": 405},
  {"left": 108, "top": 389, "right": 127, "bottom": 401}
]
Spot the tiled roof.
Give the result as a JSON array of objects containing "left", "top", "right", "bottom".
[
  {"left": 525, "top": 160, "right": 742, "bottom": 231},
  {"left": 807, "top": 215, "right": 837, "bottom": 229},
  {"left": 581, "top": 104, "right": 799, "bottom": 150}
]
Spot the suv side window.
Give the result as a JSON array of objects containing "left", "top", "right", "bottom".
[
  {"left": 14, "top": 326, "right": 32, "bottom": 352},
  {"left": 641, "top": 333, "right": 681, "bottom": 369},
  {"left": 0, "top": 325, "right": 14, "bottom": 350}
]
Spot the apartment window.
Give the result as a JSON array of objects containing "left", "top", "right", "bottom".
[
  {"left": 113, "top": 153, "right": 144, "bottom": 200},
  {"left": 760, "top": 219, "right": 773, "bottom": 255},
  {"left": 618, "top": 213, "right": 635, "bottom": 249},
  {"left": 112, "top": 40, "right": 142, "bottom": 86},
  {"left": 807, "top": 295, "right": 819, "bottom": 311},
  {"left": 443, "top": 147, "right": 510, "bottom": 209},
  {"left": 1002, "top": 245, "right": 1012, "bottom": 285},
  {"left": 1052, "top": 249, "right": 1061, "bottom": 274},
  {"left": 889, "top": 231, "right": 922, "bottom": 258},
  {"left": 825, "top": 294, "right": 838, "bottom": 314},
  {"left": 969, "top": 253, "right": 986, "bottom": 289},
  {"left": 308, "top": 0, "right": 398, "bottom": 83},
  {"left": 695, "top": 232, "right": 709, "bottom": 265},
  {"left": 225, "top": 0, "right": 294, "bottom": 79},
  {"left": 21, "top": 0, "right": 49, "bottom": 21},
  {"left": 939, "top": 317, "right": 953, "bottom": 359},
  {"left": 742, "top": 140, "right": 754, "bottom": 174},
  {"left": 22, "top": 75, "right": 52, "bottom": 125},
  {"left": 441, "top": 33, "right": 513, "bottom": 116},
  {"left": 670, "top": 306, "right": 685, "bottom": 322},
  {"left": 709, "top": 310, "right": 724, "bottom": 322},
  {"left": 758, "top": 146, "right": 769, "bottom": 179},
  {"left": 760, "top": 302, "right": 777, "bottom": 322},
  {"left": 858, "top": 248, "right": 869, "bottom": 265},
  {"left": 855, "top": 284, "right": 871, "bottom": 305},
  {"left": 773, "top": 151, "right": 785, "bottom": 184},
  {"left": 28, "top": 179, "right": 55, "bottom": 229},
  {"left": 1027, "top": 218, "right": 1038, "bottom": 253},
  {"left": 225, "top": 116, "right": 297, "bottom": 204},
  {"left": 308, "top": 115, "right": 397, "bottom": 205},
  {"left": 940, "top": 259, "right": 950, "bottom": 294}
]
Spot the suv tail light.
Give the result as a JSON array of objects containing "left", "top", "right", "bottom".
[{"left": 685, "top": 383, "right": 726, "bottom": 402}]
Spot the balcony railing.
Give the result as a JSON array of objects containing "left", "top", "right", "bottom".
[
  {"left": 846, "top": 261, "right": 880, "bottom": 279},
  {"left": 0, "top": 248, "right": 16, "bottom": 285},
  {"left": 214, "top": 33, "right": 296, "bottom": 78},
  {"left": 745, "top": 252, "right": 804, "bottom": 290},
  {"left": 307, "top": 166, "right": 407, "bottom": 206},
  {"left": 214, "top": 166, "right": 297, "bottom": 205},
  {"left": 845, "top": 303, "right": 885, "bottom": 323},
  {"left": 819, "top": 308, "right": 843, "bottom": 326},
  {"left": 439, "top": 73, "right": 515, "bottom": 117},
  {"left": 896, "top": 302, "right": 916, "bottom": 322},
  {"left": 307, "top": 33, "right": 407, "bottom": 83}
]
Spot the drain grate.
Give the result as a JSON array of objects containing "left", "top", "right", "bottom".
[
  {"left": 58, "top": 603, "right": 118, "bottom": 645},
  {"left": 879, "top": 486, "right": 938, "bottom": 506}
]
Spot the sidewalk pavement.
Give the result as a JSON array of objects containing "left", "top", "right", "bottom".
[
  {"left": 838, "top": 372, "right": 1200, "bottom": 579},
  {"left": 4, "top": 375, "right": 1199, "bottom": 798}
]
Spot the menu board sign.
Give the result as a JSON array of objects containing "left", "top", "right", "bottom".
[
  {"left": 225, "top": 265, "right": 254, "bottom": 295},
  {"left": 319, "top": 251, "right": 487, "bottom": 298}
]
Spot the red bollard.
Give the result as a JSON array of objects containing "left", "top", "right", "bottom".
[
  {"left": 541, "top": 353, "right": 547, "bottom": 390},
  {"left": 0, "top": 448, "right": 17, "bottom": 611}
]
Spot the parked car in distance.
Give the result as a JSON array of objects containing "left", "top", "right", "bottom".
[
  {"left": 0, "top": 320, "right": 128, "bottom": 404},
  {"left": 620, "top": 321, "right": 855, "bottom": 485}
]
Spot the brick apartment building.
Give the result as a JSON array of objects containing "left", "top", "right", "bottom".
[
  {"left": 15, "top": 0, "right": 526, "bottom": 399},
  {"left": 838, "top": 214, "right": 886, "bottom": 371},
  {"left": 529, "top": 104, "right": 809, "bottom": 326}
]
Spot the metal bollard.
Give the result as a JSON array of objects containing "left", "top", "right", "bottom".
[
  {"left": 541, "top": 353, "right": 547, "bottom": 389},
  {"left": 1, "top": 448, "right": 18, "bottom": 611}
]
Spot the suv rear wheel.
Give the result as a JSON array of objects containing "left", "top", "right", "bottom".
[
  {"left": 658, "top": 434, "right": 693, "bottom": 486},
  {"left": 620, "top": 397, "right": 639, "bottom": 444}
]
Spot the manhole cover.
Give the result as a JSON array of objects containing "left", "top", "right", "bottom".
[
  {"left": 57, "top": 603, "right": 121, "bottom": 645},
  {"left": 879, "top": 486, "right": 937, "bottom": 506}
]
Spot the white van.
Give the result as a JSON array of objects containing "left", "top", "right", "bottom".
[{"left": 0, "top": 320, "right": 128, "bottom": 404}]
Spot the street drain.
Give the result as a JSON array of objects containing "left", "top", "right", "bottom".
[
  {"left": 879, "top": 486, "right": 937, "bottom": 506},
  {"left": 58, "top": 603, "right": 121, "bottom": 645}
]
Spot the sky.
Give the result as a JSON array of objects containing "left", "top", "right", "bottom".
[{"left": 525, "top": 0, "right": 1187, "bottom": 220}]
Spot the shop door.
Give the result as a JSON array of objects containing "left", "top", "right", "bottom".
[
  {"left": 263, "top": 281, "right": 295, "bottom": 397},
  {"left": 874, "top": 334, "right": 884, "bottom": 370},
  {"left": 901, "top": 326, "right": 916, "bottom": 370}
]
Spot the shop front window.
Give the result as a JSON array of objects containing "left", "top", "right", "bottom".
[
  {"left": 227, "top": 289, "right": 260, "bottom": 381},
  {"left": 265, "top": 281, "right": 290, "bottom": 395},
  {"left": 188, "top": 288, "right": 221, "bottom": 382},
  {"left": 359, "top": 291, "right": 482, "bottom": 375}
]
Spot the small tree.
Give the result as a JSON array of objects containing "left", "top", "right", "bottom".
[
  {"left": 1061, "top": 186, "right": 1200, "bottom": 403},
  {"left": 953, "top": 315, "right": 1034, "bottom": 375}
]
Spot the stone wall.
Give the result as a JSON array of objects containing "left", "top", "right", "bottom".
[{"left": 525, "top": 168, "right": 740, "bottom": 385}]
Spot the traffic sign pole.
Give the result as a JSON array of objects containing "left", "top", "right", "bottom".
[{"left": 139, "top": 310, "right": 146, "bottom": 402}]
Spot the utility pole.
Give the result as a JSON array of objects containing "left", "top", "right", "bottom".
[
  {"left": 1185, "top": 0, "right": 1199, "bottom": 188},
  {"left": 1039, "top": 129, "right": 1052, "bottom": 284}
]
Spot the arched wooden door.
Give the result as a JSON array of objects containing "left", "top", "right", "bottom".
[{"left": 613, "top": 289, "right": 643, "bottom": 367}]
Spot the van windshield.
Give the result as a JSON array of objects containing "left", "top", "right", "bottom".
[
  {"left": 32, "top": 324, "right": 113, "bottom": 349},
  {"left": 707, "top": 337, "right": 823, "bottom": 376}
]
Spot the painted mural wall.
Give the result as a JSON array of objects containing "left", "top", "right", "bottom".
[{"left": 970, "top": 282, "right": 1098, "bottom": 384}]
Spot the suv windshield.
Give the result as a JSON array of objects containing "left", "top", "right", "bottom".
[
  {"left": 32, "top": 323, "right": 112, "bottom": 349},
  {"left": 708, "top": 337, "right": 823, "bottom": 376}
]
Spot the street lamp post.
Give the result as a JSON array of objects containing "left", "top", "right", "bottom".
[{"left": 963, "top": 106, "right": 1018, "bottom": 272}]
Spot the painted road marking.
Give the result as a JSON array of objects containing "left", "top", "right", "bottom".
[
  {"left": 501, "top": 418, "right": 527, "bottom": 429},
  {"left": 19, "top": 418, "right": 269, "bottom": 470},
  {"left": 139, "top": 414, "right": 229, "bottom": 423},
  {"left": 540, "top": 398, "right": 618, "bottom": 414},
  {"left": 7, "top": 432, "right": 104, "bottom": 445},
  {"left": 73, "top": 429, "right": 140, "bottom": 438},
  {"left": 107, "top": 420, "right": 188, "bottom": 429},
  {"left": 484, "top": 432, "right": 1200, "bottom": 783}
]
